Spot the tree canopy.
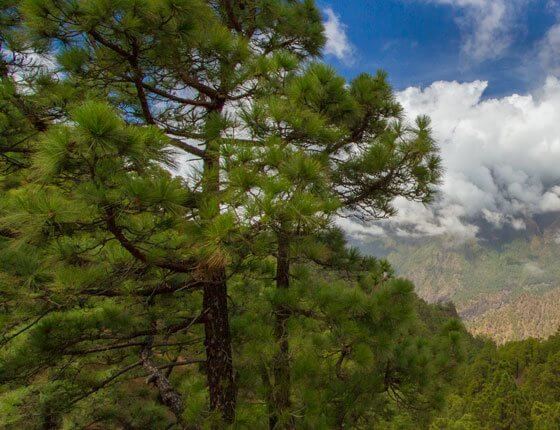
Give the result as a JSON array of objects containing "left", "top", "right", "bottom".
[{"left": 0, "top": 1, "right": 471, "bottom": 429}]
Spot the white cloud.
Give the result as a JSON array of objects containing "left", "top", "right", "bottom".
[
  {"left": 420, "top": 0, "right": 528, "bottom": 61},
  {"left": 323, "top": 7, "right": 355, "bottom": 64},
  {"left": 336, "top": 217, "right": 385, "bottom": 240},
  {"left": 347, "top": 77, "right": 560, "bottom": 239},
  {"left": 389, "top": 198, "right": 479, "bottom": 239},
  {"left": 540, "top": 186, "right": 560, "bottom": 211}
]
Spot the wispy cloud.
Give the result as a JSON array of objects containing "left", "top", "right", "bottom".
[
  {"left": 419, "top": 0, "right": 529, "bottom": 62},
  {"left": 538, "top": 0, "right": 560, "bottom": 77},
  {"left": 538, "top": 22, "right": 560, "bottom": 75},
  {"left": 323, "top": 7, "right": 355, "bottom": 65}
]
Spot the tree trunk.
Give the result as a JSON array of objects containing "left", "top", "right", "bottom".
[
  {"left": 0, "top": 42, "right": 8, "bottom": 79},
  {"left": 270, "top": 233, "right": 295, "bottom": 429},
  {"left": 41, "top": 409, "right": 59, "bottom": 430},
  {"left": 201, "top": 121, "right": 236, "bottom": 424},
  {"left": 203, "top": 274, "right": 236, "bottom": 424}
]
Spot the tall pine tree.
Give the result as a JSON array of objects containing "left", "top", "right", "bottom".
[
  {"left": 0, "top": 1, "right": 465, "bottom": 428},
  {"left": 20, "top": 0, "right": 324, "bottom": 423},
  {"left": 238, "top": 62, "right": 442, "bottom": 427}
]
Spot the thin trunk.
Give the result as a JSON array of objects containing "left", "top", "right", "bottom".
[
  {"left": 260, "top": 363, "right": 275, "bottom": 425},
  {"left": 203, "top": 275, "right": 236, "bottom": 423},
  {"left": 41, "top": 410, "right": 59, "bottom": 430},
  {"left": 0, "top": 61, "right": 7, "bottom": 79},
  {"left": 0, "top": 42, "right": 8, "bottom": 79},
  {"left": 201, "top": 114, "right": 236, "bottom": 423},
  {"left": 270, "top": 233, "right": 295, "bottom": 429}
]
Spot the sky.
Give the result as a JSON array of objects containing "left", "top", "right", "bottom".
[
  {"left": 320, "top": 0, "right": 560, "bottom": 240},
  {"left": 321, "top": 0, "right": 560, "bottom": 97}
]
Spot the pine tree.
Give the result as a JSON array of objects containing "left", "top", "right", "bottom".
[
  {"left": 239, "top": 62, "right": 442, "bottom": 427},
  {"left": 18, "top": 0, "right": 325, "bottom": 423},
  {"left": 1, "top": 100, "right": 204, "bottom": 428},
  {"left": 0, "top": 1, "right": 466, "bottom": 428},
  {"left": 227, "top": 232, "right": 465, "bottom": 427}
]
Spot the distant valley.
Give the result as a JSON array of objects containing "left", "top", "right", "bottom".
[{"left": 355, "top": 213, "right": 560, "bottom": 343}]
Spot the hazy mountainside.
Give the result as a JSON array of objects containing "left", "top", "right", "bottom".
[{"left": 355, "top": 214, "right": 560, "bottom": 343}]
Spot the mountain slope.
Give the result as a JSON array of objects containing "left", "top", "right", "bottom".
[{"left": 357, "top": 222, "right": 560, "bottom": 343}]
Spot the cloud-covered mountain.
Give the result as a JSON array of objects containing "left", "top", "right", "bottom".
[
  {"left": 345, "top": 76, "right": 560, "bottom": 343},
  {"left": 320, "top": 0, "right": 560, "bottom": 344}
]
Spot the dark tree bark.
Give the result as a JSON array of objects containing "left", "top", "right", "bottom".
[
  {"left": 200, "top": 112, "right": 236, "bottom": 424},
  {"left": 41, "top": 410, "right": 59, "bottom": 430},
  {"left": 203, "top": 274, "right": 236, "bottom": 424},
  {"left": 270, "top": 233, "right": 295, "bottom": 429}
]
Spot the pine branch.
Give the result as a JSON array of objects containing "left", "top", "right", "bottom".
[
  {"left": 222, "top": 0, "right": 243, "bottom": 33},
  {"left": 176, "top": 70, "right": 223, "bottom": 101},
  {"left": 0, "top": 309, "right": 54, "bottom": 347},
  {"left": 140, "top": 344, "right": 197, "bottom": 429},
  {"left": 80, "top": 281, "right": 204, "bottom": 297},
  {"left": 110, "top": 315, "right": 206, "bottom": 341},
  {"left": 105, "top": 207, "right": 198, "bottom": 273},
  {"left": 142, "top": 82, "right": 213, "bottom": 108},
  {"left": 66, "top": 340, "right": 203, "bottom": 356},
  {"left": 88, "top": 30, "right": 133, "bottom": 61},
  {"left": 70, "top": 361, "right": 143, "bottom": 406},
  {"left": 168, "top": 137, "right": 206, "bottom": 159},
  {"left": 155, "top": 359, "right": 206, "bottom": 371}
]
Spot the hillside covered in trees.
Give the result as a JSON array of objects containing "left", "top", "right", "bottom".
[{"left": 1, "top": 1, "right": 560, "bottom": 429}]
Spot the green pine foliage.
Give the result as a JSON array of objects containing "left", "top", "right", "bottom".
[
  {"left": 431, "top": 332, "right": 560, "bottom": 430},
  {"left": 0, "top": 1, "right": 514, "bottom": 429},
  {"left": 228, "top": 238, "right": 465, "bottom": 427}
]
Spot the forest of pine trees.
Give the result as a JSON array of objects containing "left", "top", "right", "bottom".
[{"left": 1, "top": 1, "right": 559, "bottom": 429}]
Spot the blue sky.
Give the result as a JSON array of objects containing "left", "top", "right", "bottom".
[
  {"left": 320, "top": 0, "right": 560, "bottom": 97},
  {"left": 324, "top": 1, "right": 560, "bottom": 239}
]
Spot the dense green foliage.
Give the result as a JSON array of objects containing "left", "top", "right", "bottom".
[
  {"left": 432, "top": 332, "right": 560, "bottom": 430},
  {"left": 0, "top": 1, "right": 534, "bottom": 429}
]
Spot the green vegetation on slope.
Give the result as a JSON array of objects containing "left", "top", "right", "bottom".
[{"left": 432, "top": 332, "right": 560, "bottom": 430}]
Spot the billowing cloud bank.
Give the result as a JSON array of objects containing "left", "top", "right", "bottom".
[{"left": 345, "top": 77, "right": 560, "bottom": 239}]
